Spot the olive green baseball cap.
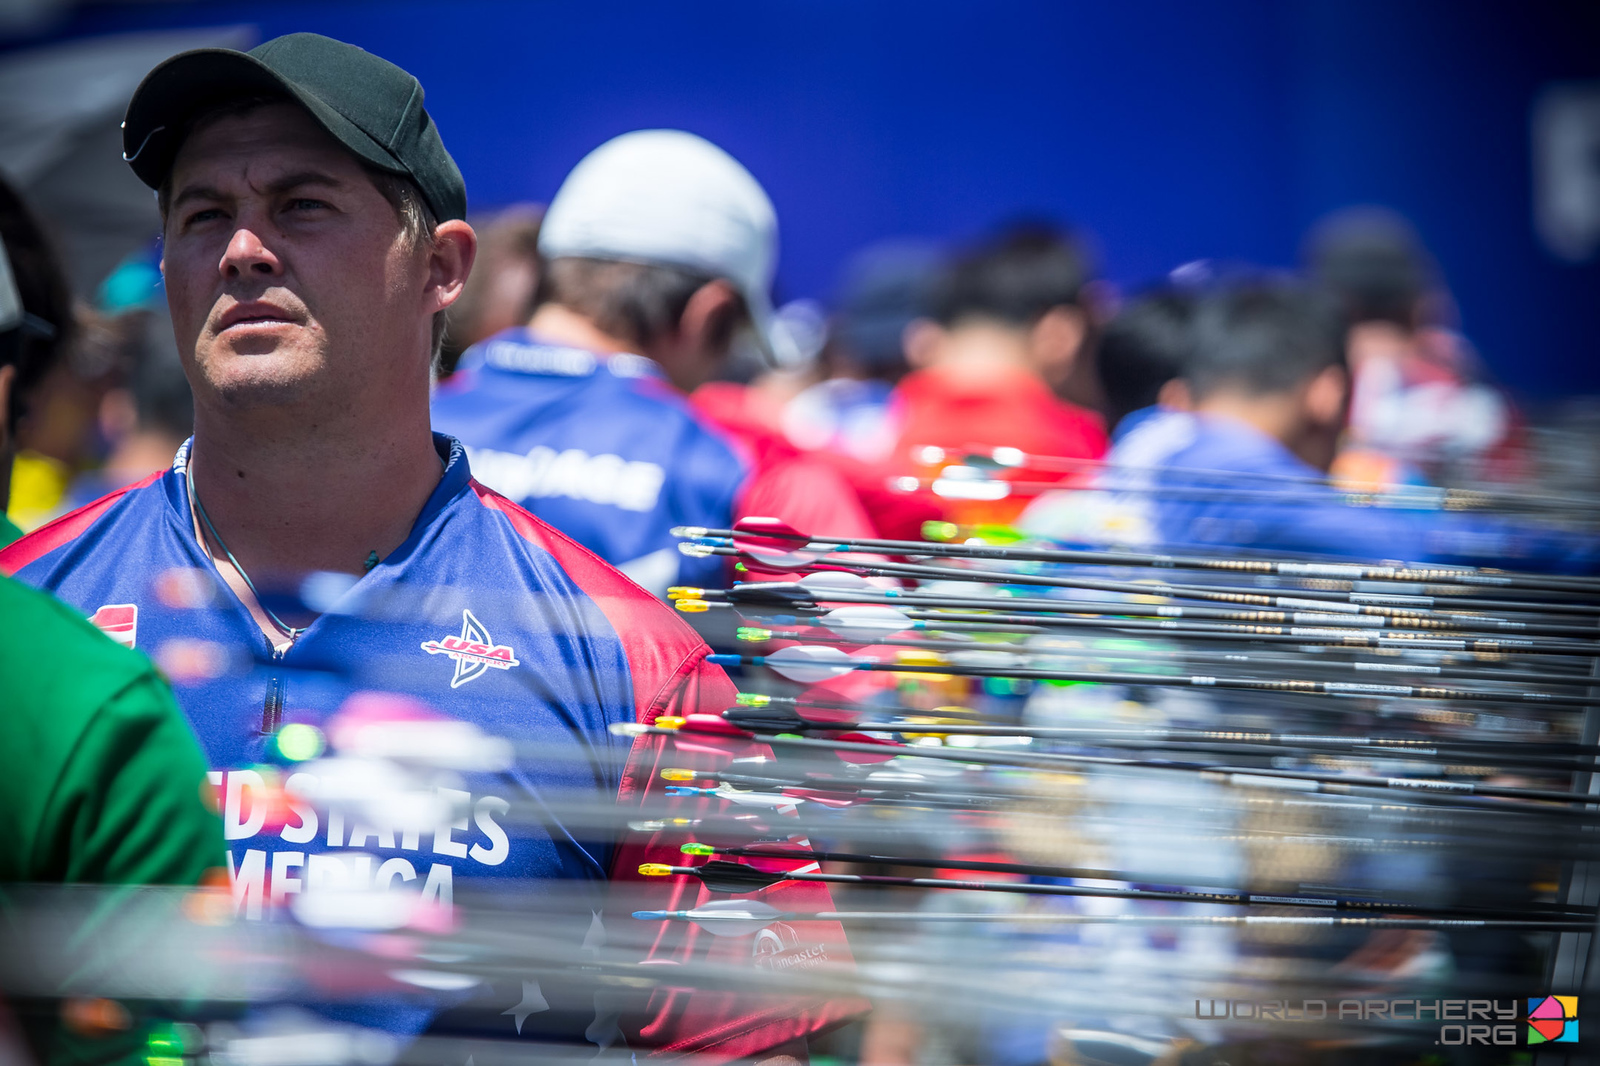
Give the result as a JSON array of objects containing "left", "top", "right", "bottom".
[{"left": 121, "top": 32, "right": 466, "bottom": 222}]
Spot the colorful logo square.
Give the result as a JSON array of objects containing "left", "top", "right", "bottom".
[{"left": 1528, "top": 995, "right": 1579, "bottom": 1044}]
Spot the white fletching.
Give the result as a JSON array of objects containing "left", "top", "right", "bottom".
[
  {"left": 800, "top": 571, "right": 871, "bottom": 590},
  {"left": 684, "top": 899, "right": 787, "bottom": 936},
  {"left": 820, "top": 605, "right": 914, "bottom": 641},
  {"left": 764, "top": 644, "right": 859, "bottom": 683}
]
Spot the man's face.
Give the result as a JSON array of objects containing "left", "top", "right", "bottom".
[{"left": 162, "top": 102, "right": 430, "bottom": 413}]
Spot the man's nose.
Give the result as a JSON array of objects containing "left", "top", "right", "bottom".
[{"left": 219, "top": 225, "right": 282, "bottom": 280}]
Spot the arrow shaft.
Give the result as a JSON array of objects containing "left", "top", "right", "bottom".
[
  {"left": 694, "top": 525, "right": 1600, "bottom": 595},
  {"left": 761, "top": 587, "right": 1600, "bottom": 638},
  {"left": 644, "top": 910, "right": 1595, "bottom": 931},
  {"left": 668, "top": 714, "right": 1600, "bottom": 814},
  {"left": 727, "top": 704, "right": 1600, "bottom": 755},
  {"left": 717, "top": 718, "right": 1595, "bottom": 774},
  {"left": 684, "top": 850, "right": 1592, "bottom": 918},
  {"left": 715, "top": 548, "right": 1600, "bottom": 619},
  {"left": 726, "top": 650, "right": 1599, "bottom": 707},
  {"left": 740, "top": 628, "right": 1600, "bottom": 696}
]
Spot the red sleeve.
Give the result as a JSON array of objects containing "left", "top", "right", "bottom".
[
  {"left": 473, "top": 484, "right": 870, "bottom": 1058},
  {"left": 0, "top": 470, "right": 162, "bottom": 576}
]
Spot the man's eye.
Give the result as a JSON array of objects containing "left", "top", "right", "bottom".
[
  {"left": 184, "top": 208, "right": 224, "bottom": 226},
  {"left": 289, "top": 198, "right": 330, "bottom": 211}
]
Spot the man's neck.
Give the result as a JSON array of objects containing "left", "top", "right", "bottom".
[
  {"left": 188, "top": 402, "right": 443, "bottom": 583},
  {"left": 528, "top": 304, "right": 635, "bottom": 357},
  {"left": 923, "top": 322, "right": 1036, "bottom": 381},
  {"left": 1194, "top": 391, "right": 1333, "bottom": 473}
]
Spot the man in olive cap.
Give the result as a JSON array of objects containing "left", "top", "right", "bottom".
[{"left": 5, "top": 33, "right": 856, "bottom": 1059}]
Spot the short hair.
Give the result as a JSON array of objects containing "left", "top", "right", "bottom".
[
  {"left": 533, "top": 256, "right": 747, "bottom": 354},
  {"left": 931, "top": 223, "right": 1092, "bottom": 329},
  {"left": 1302, "top": 207, "right": 1435, "bottom": 329},
  {"left": 1095, "top": 287, "right": 1196, "bottom": 426},
  {"left": 156, "top": 94, "right": 447, "bottom": 367},
  {"left": 1187, "top": 281, "right": 1346, "bottom": 398},
  {"left": 0, "top": 176, "right": 73, "bottom": 435},
  {"left": 439, "top": 205, "right": 543, "bottom": 374}
]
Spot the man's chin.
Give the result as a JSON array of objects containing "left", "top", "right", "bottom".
[{"left": 197, "top": 354, "right": 321, "bottom": 409}]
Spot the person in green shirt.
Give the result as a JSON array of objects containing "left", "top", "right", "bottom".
[
  {"left": 0, "top": 174, "right": 74, "bottom": 548},
  {"left": 0, "top": 572, "right": 226, "bottom": 1062},
  {"left": 0, "top": 573, "right": 225, "bottom": 884}
]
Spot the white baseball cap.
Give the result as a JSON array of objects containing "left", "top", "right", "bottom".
[{"left": 537, "top": 129, "right": 779, "bottom": 353}]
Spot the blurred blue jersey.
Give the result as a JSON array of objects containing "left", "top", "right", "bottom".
[
  {"left": 1149, "top": 413, "right": 1599, "bottom": 571},
  {"left": 431, "top": 331, "right": 751, "bottom": 593}
]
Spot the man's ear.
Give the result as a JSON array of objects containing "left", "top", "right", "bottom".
[
  {"left": 1028, "top": 304, "right": 1087, "bottom": 382},
  {"left": 678, "top": 278, "right": 740, "bottom": 356},
  {"left": 1304, "top": 363, "right": 1349, "bottom": 427},
  {"left": 425, "top": 220, "right": 478, "bottom": 314},
  {"left": 901, "top": 318, "right": 942, "bottom": 370},
  {"left": 1156, "top": 376, "right": 1192, "bottom": 412}
]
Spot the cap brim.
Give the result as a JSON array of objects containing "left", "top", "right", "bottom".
[{"left": 123, "top": 48, "right": 410, "bottom": 191}]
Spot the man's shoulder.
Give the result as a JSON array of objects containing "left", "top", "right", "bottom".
[
  {"left": 0, "top": 468, "right": 169, "bottom": 579},
  {"left": 462, "top": 479, "right": 711, "bottom": 651}
]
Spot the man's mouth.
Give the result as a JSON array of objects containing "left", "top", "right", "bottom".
[{"left": 217, "top": 302, "right": 299, "bottom": 332}]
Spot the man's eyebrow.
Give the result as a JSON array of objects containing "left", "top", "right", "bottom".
[
  {"left": 264, "top": 172, "right": 348, "bottom": 197},
  {"left": 170, "top": 172, "right": 349, "bottom": 211},
  {"left": 170, "top": 184, "right": 225, "bottom": 211}
]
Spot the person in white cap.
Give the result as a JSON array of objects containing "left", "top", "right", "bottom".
[{"left": 432, "top": 129, "right": 873, "bottom": 596}]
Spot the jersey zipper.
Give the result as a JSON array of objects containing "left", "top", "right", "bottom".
[{"left": 262, "top": 646, "right": 287, "bottom": 735}]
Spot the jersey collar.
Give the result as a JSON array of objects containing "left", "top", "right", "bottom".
[
  {"left": 471, "top": 327, "right": 663, "bottom": 381},
  {"left": 166, "top": 431, "right": 474, "bottom": 570}
]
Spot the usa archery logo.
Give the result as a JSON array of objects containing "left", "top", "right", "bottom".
[{"left": 421, "top": 609, "right": 520, "bottom": 688}]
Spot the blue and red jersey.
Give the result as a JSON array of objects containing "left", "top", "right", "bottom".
[
  {"left": 1, "top": 433, "right": 862, "bottom": 1057},
  {"left": 431, "top": 331, "right": 750, "bottom": 594}
]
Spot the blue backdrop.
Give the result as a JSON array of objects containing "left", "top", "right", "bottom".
[{"left": 9, "top": 0, "right": 1599, "bottom": 397}]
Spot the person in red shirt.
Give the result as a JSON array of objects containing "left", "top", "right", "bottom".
[
  {"left": 883, "top": 225, "right": 1109, "bottom": 525},
  {"left": 690, "top": 379, "right": 878, "bottom": 542}
]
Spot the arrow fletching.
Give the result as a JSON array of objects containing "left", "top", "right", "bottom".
[
  {"left": 635, "top": 898, "right": 792, "bottom": 937},
  {"left": 820, "top": 605, "right": 915, "bottom": 641},
  {"left": 731, "top": 516, "right": 808, "bottom": 550},
  {"left": 800, "top": 570, "right": 872, "bottom": 591},
  {"left": 763, "top": 644, "right": 860, "bottom": 683},
  {"left": 688, "top": 859, "right": 791, "bottom": 893},
  {"left": 830, "top": 732, "right": 903, "bottom": 764}
]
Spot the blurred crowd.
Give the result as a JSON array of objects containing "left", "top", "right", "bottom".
[{"left": 4, "top": 126, "right": 1586, "bottom": 576}]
